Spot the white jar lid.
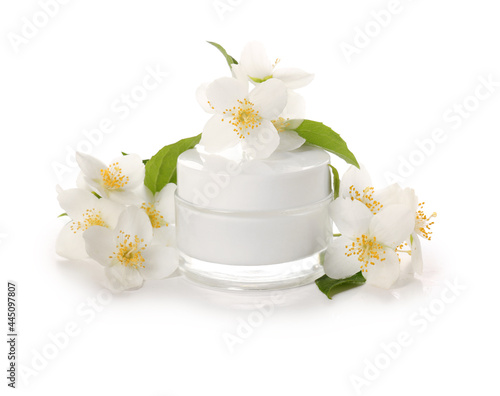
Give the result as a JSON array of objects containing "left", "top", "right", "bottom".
[{"left": 176, "top": 145, "right": 331, "bottom": 211}]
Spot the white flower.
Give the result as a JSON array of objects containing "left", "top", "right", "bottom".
[
  {"left": 232, "top": 41, "right": 314, "bottom": 89},
  {"left": 56, "top": 188, "right": 124, "bottom": 260},
  {"left": 336, "top": 165, "right": 436, "bottom": 275},
  {"left": 272, "top": 118, "right": 306, "bottom": 152},
  {"left": 200, "top": 77, "right": 288, "bottom": 159},
  {"left": 232, "top": 42, "right": 314, "bottom": 153},
  {"left": 414, "top": 202, "right": 437, "bottom": 241},
  {"left": 393, "top": 190, "right": 436, "bottom": 274},
  {"left": 271, "top": 90, "right": 307, "bottom": 152},
  {"left": 76, "top": 152, "right": 145, "bottom": 204},
  {"left": 197, "top": 42, "right": 314, "bottom": 156},
  {"left": 137, "top": 183, "right": 177, "bottom": 246},
  {"left": 83, "top": 206, "right": 178, "bottom": 291},
  {"left": 325, "top": 198, "right": 415, "bottom": 288},
  {"left": 337, "top": 164, "right": 389, "bottom": 215}
]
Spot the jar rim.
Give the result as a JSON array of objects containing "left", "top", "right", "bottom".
[{"left": 175, "top": 191, "right": 333, "bottom": 216}]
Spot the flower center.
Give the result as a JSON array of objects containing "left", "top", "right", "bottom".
[
  {"left": 415, "top": 202, "right": 436, "bottom": 240},
  {"left": 249, "top": 58, "right": 280, "bottom": 82},
  {"left": 110, "top": 231, "right": 147, "bottom": 269},
  {"left": 272, "top": 117, "right": 290, "bottom": 133},
  {"left": 348, "top": 185, "right": 383, "bottom": 214},
  {"left": 345, "top": 235, "right": 386, "bottom": 273},
  {"left": 70, "top": 209, "right": 107, "bottom": 233},
  {"left": 249, "top": 75, "right": 273, "bottom": 83},
  {"left": 222, "top": 98, "right": 262, "bottom": 139},
  {"left": 100, "top": 162, "right": 129, "bottom": 190},
  {"left": 140, "top": 202, "right": 167, "bottom": 229}
]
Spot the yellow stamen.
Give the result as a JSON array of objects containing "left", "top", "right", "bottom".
[
  {"left": 71, "top": 209, "right": 107, "bottom": 233},
  {"left": 348, "top": 185, "right": 383, "bottom": 214},
  {"left": 395, "top": 241, "right": 411, "bottom": 262},
  {"left": 222, "top": 98, "right": 262, "bottom": 139},
  {"left": 415, "top": 202, "right": 436, "bottom": 240},
  {"left": 345, "top": 234, "right": 386, "bottom": 273},
  {"left": 396, "top": 241, "right": 411, "bottom": 254},
  {"left": 109, "top": 231, "right": 147, "bottom": 269},
  {"left": 100, "top": 162, "right": 129, "bottom": 190},
  {"left": 272, "top": 116, "right": 290, "bottom": 133},
  {"left": 140, "top": 202, "right": 167, "bottom": 229}
]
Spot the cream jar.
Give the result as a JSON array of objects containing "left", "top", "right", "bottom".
[{"left": 175, "top": 145, "right": 332, "bottom": 290}]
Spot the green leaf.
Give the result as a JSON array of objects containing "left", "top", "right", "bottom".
[
  {"left": 207, "top": 41, "right": 238, "bottom": 71},
  {"left": 144, "top": 134, "right": 202, "bottom": 193},
  {"left": 91, "top": 191, "right": 102, "bottom": 199},
  {"left": 292, "top": 120, "right": 359, "bottom": 168},
  {"left": 329, "top": 164, "right": 340, "bottom": 199},
  {"left": 315, "top": 271, "right": 366, "bottom": 299},
  {"left": 58, "top": 212, "right": 68, "bottom": 218}
]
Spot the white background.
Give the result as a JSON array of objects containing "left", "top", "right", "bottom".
[{"left": 1, "top": 0, "right": 499, "bottom": 395}]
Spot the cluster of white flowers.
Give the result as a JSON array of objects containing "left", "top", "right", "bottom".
[
  {"left": 197, "top": 42, "right": 314, "bottom": 159},
  {"left": 55, "top": 41, "right": 436, "bottom": 296},
  {"left": 324, "top": 165, "right": 436, "bottom": 289},
  {"left": 56, "top": 152, "right": 178, "bottom": 291}
]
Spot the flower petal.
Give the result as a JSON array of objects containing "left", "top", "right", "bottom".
[
  {"left": 152, "top": 225, "right": 177, "bottom": 247},
  {"left": 364, "top": 249, "right": 400, "bottom": 289},
  {"left": 156, "top": 183, "right": 177, "bottom": 224},
  {"left": 280, "top": 90, "right": 306, "bottom": 119},
  {"left": 76, "top": 152, "right": 107, "bottom": 187},
  {"left": 196, "top": 82, "right": 216, "bottom": 113},
  {"left": 323, "top": 236, "right": 363, "bottom": 279},
  {"left": 369, "top": 204, "right": 415, "bottom": 248},
  {"left": 82, "top": 226, "right": 116, "bottom": 266},
  {"left": 330, "top": 197, "right": 372, "bottom": 239},
  {"left": 339, "top": 165, "right": 372, "bottom": 199},
  {"left": 273, "top": 67, "right": 314, "bottom": 89},
  {"left": 373, "top": 183, "right": 403, "bottom": 207},
  {"left": 249, "top": 78, "right": 287, "bottom": 120},
  {"left": 115, "top": 206, "right": 154, "bottom": 244},
  {"left": 136, "top": 184, "right": 155, "bottom": 203},
  {"left": 276, "top": 130, "right": 306, "bottom": 152},
  {"left": 107, "top": 190, "right": 142, "bottom": 205},
  {"left": 57, "top": 188, "right": 98, "bottom": 219},
  {"left": 206, "top": 77, "right": 248, "bottom": 112},
  {"left": 242, "top": 121, "right": 280, "bottom": 159},
  {"left": 105, "top": 265, "right": 144, "bottom": 291},
  {"left": 239, "top": 41, "right": 273, "bottom": 79},
  {"left": 140, "top": 246, "right": 178, "bottom": 280},
  {"left": 95, "top": 198, "right": 125, "bottom": 228},
  {"left": 231, "top": 64, "right": 249, "bottom": 83},
  {"left": 112, "top": 154, "right": 145, "bottom": 189},
  {"left": 56, "top": 222, "right": 88, "bottom": 260},
  {"left": 200, "top": 114, "right": 240, "bottom": 154},
  {"left": 410, "top": 232, "right": 423, "bottom": 274},
  {"left": 76, "top": 172, "right": 95, "bottom": 192},
  {"left": 400, "top": 187, "right": 418, "bottom": 211}
]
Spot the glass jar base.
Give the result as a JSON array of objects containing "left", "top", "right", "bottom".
[{"left": 179, "top": 250, "right": 326, "bottom": 291}]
